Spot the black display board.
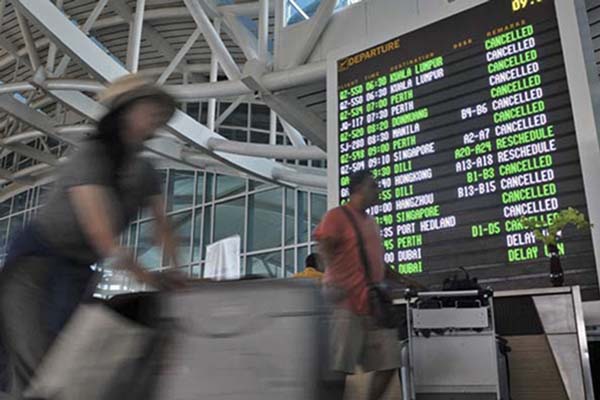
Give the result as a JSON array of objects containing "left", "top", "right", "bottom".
[{"left": 335, "top": 0, "right": 597, "bottom": 290}]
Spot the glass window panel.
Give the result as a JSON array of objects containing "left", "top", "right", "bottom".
[
  {"left": 128, "top": 223, "right": 138, "bottom": 247},
  {"left": 164, "top": 211, "right": 192, "bottom": 267},
  {"left": 202, "top": 206, "right": 212, "bottom": 258},
  {"left": 38, "top": 185, "right": 51, "bottom": 206},
  {"left": 205, "top": 173, "right": 215, "bottom": 202},
  {"left": 186, "top": 102, "right": 200, "bottom": 120},
  {"left": 167, "top": 170, "right": 195, "bottom": 212},
  {"left": 219, "top": 128, "right": 248, "bottom": 142},
  {"left": 286, "top": 0, "right": 321, "bottom": 24},
  {"left": 250, "top": 104, "right": 270, "bottom": 130},
  {"left": 285, "top": 248, "right": 295, "bottom": 277},
  {"left": 285, "top": 189, "right": 295, "bottom": 245},
  {"left": 216, "top": 175, "right": 246, "bottom": 200},
  {"left": 199, "top": 102, "right": 209, "bottom": 125},
  {"left": 28, "top": 188, "right": 38, "bottom": 209},
  {"left": 310, "top": 193, "right": 327, "bottom": 236},
  {"left": 218, "top": 102, "right": 230, "bottom": 115},
  {"left": 141, "top": 170, "right": 167, "bottom": 219},
  {"left": 297, "top": 191, "right": 309, "bottom": 244},
  {"left": 297, "top": 246, "right": 308, "bottom": 274},
  {"left": 222, "top": 103, "right": 248, "bottom": 127},
  {"left": 250, "top": 130, "right": 270, "bottom": 144},
  {"left": 247, "top": 189, "right": 282, "bottom": 251},
  {"left": 196, "top": 173, "right": 204, "bottom": 205},
  {"left": 192, "top": 264, "right": 203, "bottom": 278},
  {"left": 192, "top": 209, "right": 203, "bottom": 262},
  {"left": 248, "top": 179, "right": 267, "bottom": 190},
  {"left": 7, "top": 213, "right": 24, "bottom": 242},
  {"left": 13, "top": 191, "right": 28, "bottom": 213},
  {"left": 137, "top": 220, "right": 161, "bottom": 269},
  {"left": 0, "top": 219, "right": 8, "bottom": 254},
  {"left": 214, "top": 198, "right": 245, "bottom": 248},
  {"left": 0, "top": 199, "right": 11, "bottom": 218},
  {"left": 247, "top": 251, "right": 281, "bottom": 277}
]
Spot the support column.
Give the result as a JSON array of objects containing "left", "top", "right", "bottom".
[
  {"left": 207, "top": 18, "right": 222, "bottom": 132},
  {"left": 126, "top": 0, "right": 146, "bottom": 72}
]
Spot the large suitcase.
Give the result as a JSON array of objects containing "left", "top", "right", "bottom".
[{"left": 153, "top": 279, "right": 329, "bottom": 400}]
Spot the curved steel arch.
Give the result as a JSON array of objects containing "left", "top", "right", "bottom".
[{"left": 13, "top": 0, "right": 301, "bottom": 186}]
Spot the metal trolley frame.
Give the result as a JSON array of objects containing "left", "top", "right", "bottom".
[{"left": 404, "top": 289, "right": 507, "bottom": 400}]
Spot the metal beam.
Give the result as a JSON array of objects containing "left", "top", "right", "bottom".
[
  {"left": 241, "top": 75, "right": 326, "bottom": 148},
  {"left": 183, "top": 0, "right": 241, "bottom": 80},
  {"left": 222, "top": 12, "right": 259, "bottom": 62},
  {"left": 269, "top": 110, "right": 277, "bottom": 146},
  {"left": 157, "top": 27, "right": 202, "bottom": 85},
  {"left": 142, "top": 64, "right": 214, "bottom": 77},
  {"left": 273, "top": 166, "right": 326, "bottom": 189},
  {"left": 127, "top": 0, "right": 146, "bottom": 72},
  {"left": 12, "top": 0, "right": 294, "bottom": 184},
  {"left": 53, "top": 0, "right": 110, "bottom": 77},
  {"left": 46, "top": 0, "right": 64, "bottom": 73},
  {"left": 273, "top": 0, "right": 284, "bottom": 68},
  {"left": 207, "top": 138, "right": 326, "bottom": 159},
  {"left": 258, "top": 0, "right": 270, "bottom": 62},
  {"left": 5, "top": 143, "right": 59, "bottom": 166},
  {"left": 14, "top": 7, "right": 41, "bottom": 71},
  {"left": 218, "top": 2, "right": 274, "bottom": 17},
  {"left": 165, "top": 61, "right": 326, "bottom": 100},
  {"left": 0, "top": 61, "right": 324, "bottom": 100},
  {"left": 109, "top": 0, "right": 197, "bottom": 79},
  {"left": 0, "top": 5, "right": 261, "bottom": 78},
  {"left": 0, "top": 167, "right": 34, "bottom": 184},
  {"left": 280, "top": 118, "right": 308, "bottom": 147},
  {"left": 0, "top": 35, "right": 32, "bottom": 70},
  {"left": 0, "top": 80, "right": 104, "bottom": 96},
  {"left": 288, "top": 0, "right": 310, "bottom": 20},
  {"left": 0, "top": 94, "right": 78, "bottom": 147},
  {"left": 287, "top": 0, "right": 336, "bottom": 68},
  {"left": 207, "top": 18, "right": 221, "bottom": 132},
  {"left": 0, "top": 125, "right": 94, "bottom": 145}
]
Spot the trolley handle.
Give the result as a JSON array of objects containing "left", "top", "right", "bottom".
[
  {"left": 405, "top": 288, "right": 493, "bottom": 298},
  {"left": 416, "top": 290, "right": 480, "bottom": 298}
]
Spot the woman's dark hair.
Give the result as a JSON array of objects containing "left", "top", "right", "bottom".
[
  {"left": 90, "top": 104, "right": 129, "bottom": 184},
  {"left": 91, "top": 94, "right": 173, "bottom": 184}
]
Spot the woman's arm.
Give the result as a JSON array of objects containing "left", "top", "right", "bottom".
[
  {"left": 149, "top": 195, "right": 179, "bottom": 268},
  {"left": 69, "top": 185, "right": 159, "bottom": 286}
]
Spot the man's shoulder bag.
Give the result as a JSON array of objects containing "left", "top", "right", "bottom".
[{"left": 340, "top": 206, "right": 397, "bottom": 329}]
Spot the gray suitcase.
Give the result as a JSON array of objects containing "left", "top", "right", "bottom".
[{"left": 154, "top": 279, "right": 329, "bottom": 400}]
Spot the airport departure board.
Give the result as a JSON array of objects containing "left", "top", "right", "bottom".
[{"left": 336, "top": 0, "right": 596, "bottom": 279}]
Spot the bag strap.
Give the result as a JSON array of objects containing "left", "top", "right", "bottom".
[{"left": 340, "top": 206, "right": 374, "bottom": 285}]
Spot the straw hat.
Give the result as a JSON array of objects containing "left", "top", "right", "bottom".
[{"left": 98, "top": 74, "right": 176, "bottom": 118}]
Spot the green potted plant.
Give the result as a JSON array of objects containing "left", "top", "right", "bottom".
[{"left": 521, "top": 207, "right": 591, "bottom": 287}]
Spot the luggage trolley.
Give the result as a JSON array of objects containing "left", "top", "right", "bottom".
[{"left": 404, "top": 289, "right": 510, "bottom": 400}]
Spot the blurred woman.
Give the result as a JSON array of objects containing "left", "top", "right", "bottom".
[{"left": 0, "top": 75, "right": 180, "bottom": 397}]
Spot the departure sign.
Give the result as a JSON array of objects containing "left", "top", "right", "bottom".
[{"left": 336, "top": 0, "right": 596, "bottom": 285}]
